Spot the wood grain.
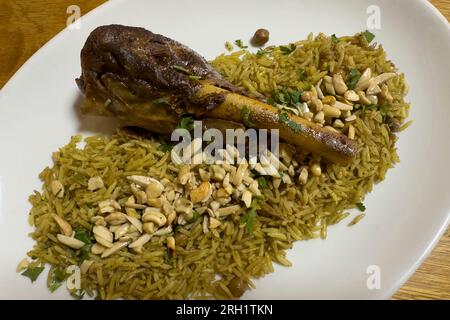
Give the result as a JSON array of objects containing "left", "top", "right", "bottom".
[
  {"left": 0, "top": 0, "right": 106, "bottom": 87},
  {"left": 0, "top": 0, "right": 448, "bottom": 299}
]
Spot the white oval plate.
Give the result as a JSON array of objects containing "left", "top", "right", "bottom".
[{"left": 0, "top": 0, "right": 449, "bottom": 299}]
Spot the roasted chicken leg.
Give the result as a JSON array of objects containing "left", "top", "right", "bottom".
[{"left": 76, "top": 25, "right": 357, "bottom": 164}]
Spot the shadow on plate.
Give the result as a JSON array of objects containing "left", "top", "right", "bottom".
[{"left": 72, "top": 92, "right": 119, "bottom": 135}]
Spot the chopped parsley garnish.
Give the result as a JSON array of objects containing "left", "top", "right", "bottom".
[
  {"left": 74, "top": 228, "right": 93, "bottom": 262},
  {"left": 74, "top": 229, "right": 90, "bottom": 244},
  {"left": 234, "top": 39, "right": 248, "bottom": 49},
  {"left": 257, "top": 176, "right": 269, "bottom": 189},
  {"left": 240, "top": 207, "right": 256, "bottom": 235},
  {"left": 256, "top": 49, "right": 269, "bottom": 57},
  {"left": 70, "top": 289, "right": 85, "bottom": 300},
  {"left": 177, "top": 116, "right": 194, "bottom": 131},
  {"left": 250, "top": 198, "right": 261, "bottom": 210},
  {"left": 187, "top": 210, "right": 201, "bottom": 224},
  {"left": 48, "top": 268, "right": 68, "bottom": 293},
  {"left": 363, "top": 30, "right": 375, "bottom": 43},
  {"left": 164, "top": 250, "right": 173, "bottom": 264},
  {"left": 49, "top": 282, "right": 62, "bottom": 293},
  {"left": 279, "top": 112, "right": 302, "bottom": 133},
  {"left": 346, "top": 68, "right": 361, "bottom": 90},
  {"left": 379, "top": 104, "right": 390, "bottom": 116},
  {"left": 271, "top": 87, "right": 303, "bottom": 108},
  {"left": 290, "top": 90, "right": 301, "bottom": 104},
  {"left": 240, "top": 106, "right": 256, "bottom": 128},
  {"left": 298, "top": 69, "right": 307, "bottom": 81},
  {"left": 158, "top": 143, "right": 174, "bottom": 152},
  {"left": 188, "top": 75, "right": 202, "bottom": 81},
  {"left": 279, "top": 43, "right": 296, "bottom": 55},
  {"left": 225, "top": 41, "right": 234, "bottom": 51},
  {"left": 21, "top": 265, "right": 45, "bottom": 283},
  {"left": 356, "top": 202, "right": 366, "bottom": 212},
  {"left": 379, "top": 104, "right": 390, "bottom": 122},
  {"left": 172, "top": 65, "right": 192, "bottom": 75},
  {"left": 153, "top": 98, "right": 170, "bottom": 106},
  {"left": 331, "top": 34, "right": 339, "bottom": 44}
]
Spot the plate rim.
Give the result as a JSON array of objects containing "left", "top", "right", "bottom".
[{"left": 1, "top": 0, "right": 450, "bottom": 300}]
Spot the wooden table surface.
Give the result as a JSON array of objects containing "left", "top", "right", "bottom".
[{"left": 0, "top": 0, "right": 449, "bottom": 300}]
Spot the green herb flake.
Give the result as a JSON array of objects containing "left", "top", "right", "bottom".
[
  {"left": 346, "top": 68, "right": 361, "bottom": 90},
  {"left": 356, "top": 202, "right": 366, "bottom": 212},
  {"left": 277, "top": 91, "right": 287, "bottom": 104},
  {"left": 331, "top": 34, "right": 338, "bottom": 44},
  {"left": 363, "top": 30, "right": 375, "bottom": 43},
  {"left": 70, "top": 289, "right": 85, "bottom": 300},
  {"left": 240, "top": 106, "right": 256, "bottom": 128},
  {"left": 240, "top": 208, "right": 256, "bottom": 235},
  {"left": 49, "top": 282, "right": 62, "bottom": 293},
  {"left": 298, "top": 69, "right": 307, "bottom": 81},
  {"left": 225, "top": 41, "right": 234, "bottom": 51},
  {"left": 278, "top": 112, "right": 302, "bottom": 133},
  {"left": 188, "top": 75, "right": 202, "bottom": 81},
  {"left": 234, "top": 39, "right": 248, "bottom": 49},
  {"left": 158, "top": 143, "right": 174, "bottom": 152},
  {"left": 74, "top": 230, "right": 90, "bottom": 244},
  {"left": 250, "top": 198, "right": 261, "bottom": 210},
  {"left": 153, "top": 98, "right": 171, "bottom": 106},
  {"left": 21, "top": 266, "right": 45, "bottom": 283},
  {"left": 256, "top": 49, "right": 268, "bottom": 57},
  {"left": 379, "top": 104, "right": 390, "bottom": 116},
  {"left": 257, "top": 176, "right": 269, "bottom": 189},
  {"left": 53, "top": 268, "right": 67, "bottom": 282},
  {"left": 164, "top": 250, "right": 173, "bottom": 264},
  {"left": 172, "top": 65, "right": 192, "bottom": 75},
  {"left": 48, "top": 267, "right": 67, "bottom": 293},
  {"left": 177, "top": 116, "right": 194, "bottom": 131},
  {"left": 74, "top": 228, "right": 92, "bottom": 261},
  {"left": 187, "top": 210, "right": 201, "bottom": 224},
  {"left": 279, "top": 43, "right": 296, "bottom": 55}
]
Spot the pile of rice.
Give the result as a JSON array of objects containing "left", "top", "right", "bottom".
[{"left": 24, "top": 32, "right": 410, "bottom": 299}]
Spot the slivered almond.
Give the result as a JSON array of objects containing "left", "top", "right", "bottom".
[
  {"left": 333, "top": 101, "right": 353, "bottom": 111},
  {"left": 91, "top": 243, "right": 106, "bottom": 255},
  {"left": 124, "top": 196, "right": 147, "bottom": 209},
  {"left": 99, "top": 199, "right": 121, "bottom": 210},
  {"left": 51, "top": 214, "right": 72, "bottom": 237},
  {"left": 105, "top": 212, "right": 127, "bottom": 225},
  {"left": 126, "top": 175, "right": 156, "bottom": 188},
  {"left": 51, "top": 180, "right": 64, "bottom": 198},
  {"left": 93, "top": 225, "right": 113, "bottom": 243},
  {"left": 114, "top": 223, "right": 130, "bottom": 240},
  {"left": 166, "top": 236, "right": 176, "bottom": 252},
  {"left": 88, "top": 176, "right": 104, "bottom": 191},
  {"left": 101, "top": 241, "right": 129, "bottom": 258},
  {"left": 129, "top": 234, "right": 151, "bottom": 248},
  {"left": 355, "top": 68, "right": 372, "bottom": 90},
  {"left": 125, "top": 215, "right": 143, "bottom": 233},
  {"left": 57, "top": 234, "right": 85, "bottom": 249},
  {"left": 152, "top": 226, "right": 173, "bottom": 236},
  {"left": 94, "top": 235, "right": 113, "bottom": 248},
  {"left": 217, "top": 205, "right": 241, "bottom": 216},
  {"left": 80, "top": 260, "right": 94, "bottom": 274}
]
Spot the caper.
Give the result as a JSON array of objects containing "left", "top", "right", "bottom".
[
  {"left": 227, "top": 276, "right": 248, "bottom": 297},
  {"left": 251, "top": 28, "right": 270, "bottom": 47}
]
